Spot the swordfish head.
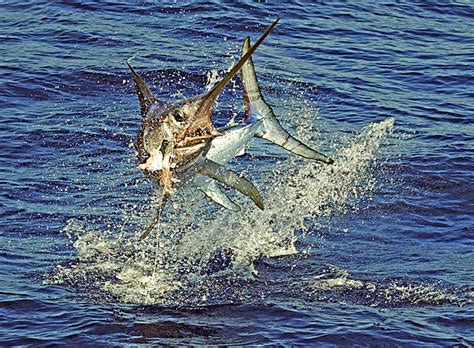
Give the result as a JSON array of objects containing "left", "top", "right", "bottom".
[
  {"left": 128, "top": 18, "right": 280, "bottom": 196},
  {"left": 128, "top": 19, "right": 280, "bottom": 239}
]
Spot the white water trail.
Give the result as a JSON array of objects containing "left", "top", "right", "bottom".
[
  {"left": 175, "top": 118, "right": 395, "bottom": 269},
  {"left": 48, "top": 117, "right": 395, "bottom": 304}
]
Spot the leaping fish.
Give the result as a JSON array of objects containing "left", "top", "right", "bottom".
[{"left": 127, "top": 18, "right": 333, "bottom": 239}]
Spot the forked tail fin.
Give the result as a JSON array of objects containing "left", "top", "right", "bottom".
[{"left": 241, "top": 38, "right": 334, "bottom": 164}]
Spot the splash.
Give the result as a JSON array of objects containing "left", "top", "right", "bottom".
[
  {"left": 205, "top": 69, "right": 222, "bottom": 93},
  {"left": 308, "top": 264, "right": 469, "bottom": 307},
  {"left": 175, "top": 118, "right": 394, "bottom": 269},
  {"left": 47, "top": 118, "right": 395, "bottom": 304}
]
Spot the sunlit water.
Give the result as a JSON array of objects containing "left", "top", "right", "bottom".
[{"left": 1, "top": 1, "right": 473, "bottom": 346}]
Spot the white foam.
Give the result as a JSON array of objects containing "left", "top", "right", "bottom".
[{"left": 47, "top": 117, "right": 395, "bottom": 304}]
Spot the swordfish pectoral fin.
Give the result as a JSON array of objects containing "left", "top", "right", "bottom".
[
  {"left": 200, "top": 181, "right": 241, "bottom": 212},
  {"left": 197, "top": 159, "right": 264, "bottom": 210},
  {"left": 126, "top": 58, "right": 162, "bottom": 118},
  {"left": 241, "top": 38, "right": 334, "bottom": 165}
]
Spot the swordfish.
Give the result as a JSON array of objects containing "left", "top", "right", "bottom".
[{"left": 127, "top": 18, "right": 333, "bottom": 238}]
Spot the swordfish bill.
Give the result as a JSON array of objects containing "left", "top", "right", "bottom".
[{"left": 191, "top": 18, "right": 280, "bottom": 129}]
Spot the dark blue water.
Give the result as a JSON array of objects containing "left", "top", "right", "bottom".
[{"left": 1, "top": 1, "right": 473, "bottom": 346}]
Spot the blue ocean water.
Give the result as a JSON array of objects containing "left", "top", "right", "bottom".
[{"left": 0, "top": 1, "right": 473, "bottom": 345}]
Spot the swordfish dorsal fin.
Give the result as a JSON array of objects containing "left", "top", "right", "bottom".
[
  {"left": 198, "top": 159, "right": 264, "bottom": 210},
  {"left": 126, "top": 59, "right": 161, "bottom": 117},
  {"left": 241, "top": 38, "right": 334, "bottom": 164}
]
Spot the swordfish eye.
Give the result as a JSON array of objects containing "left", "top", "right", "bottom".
[{"left": 172, "top": 109, "right": 185, "bottom": 123}]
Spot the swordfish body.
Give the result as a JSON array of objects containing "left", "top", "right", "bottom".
[
  {"left": 127, "top": 19, "right": 333, "bottom": 238},
  {"left": 191, "top": 36, "right": 334, "bottom": 211}
]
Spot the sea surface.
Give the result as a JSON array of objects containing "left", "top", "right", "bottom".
[{"left": 1, "top": 1, "right": 473, "bottom": 346}]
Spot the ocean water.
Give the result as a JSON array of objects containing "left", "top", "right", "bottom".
[{"left": 1, "top": 1, "right": 473, "bottom": 346}]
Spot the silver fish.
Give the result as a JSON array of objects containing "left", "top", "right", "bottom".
[{"left": 127, "top": 19, "right": 333, "bottom": 238}]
